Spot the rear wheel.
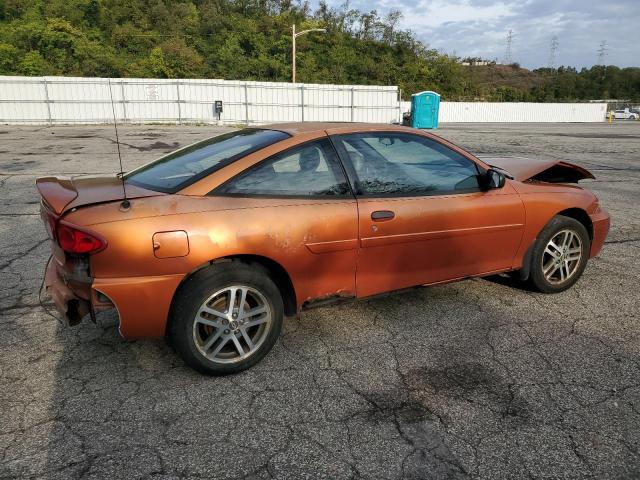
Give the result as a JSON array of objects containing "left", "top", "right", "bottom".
[
  {"left": 528, "top": 216, "right": 590, "bottom": 293},
  {"left": 169, "top": 262, "right": 284, "bottom": 375}
]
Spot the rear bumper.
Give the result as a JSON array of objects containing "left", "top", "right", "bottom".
[
  {"left": 45, "top": 255, "right": 183, "bottom": 338},
  {"left": 45, "top": 257, "right": 92, "bottom": 326},
  {"left": 93, "top": 274, "right": 184, "bottom": 339},
  {"left": 590, "top": 209, "right": 611, "bottom": 258}
]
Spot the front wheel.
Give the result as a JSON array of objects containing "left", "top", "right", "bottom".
[
  {"left": 169, "top": 262, "right": 284, "bottom": 375},
  {"left": 528, "top": 215, "right": 590, "bottom": 293}
]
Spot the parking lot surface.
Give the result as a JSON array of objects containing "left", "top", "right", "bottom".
[{"left": 1, "top": 122, "right": 639, "bottom": 479}]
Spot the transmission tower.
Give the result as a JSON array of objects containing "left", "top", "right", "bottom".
[
  {"left": 597, "top": 40, "right": 607, "bottom": 66},
  {"left": 548, "top": 36, "right": 559, "bottom": 69},
  {"left": 504, "top": 30, "right": 513, "bottom": 64}
]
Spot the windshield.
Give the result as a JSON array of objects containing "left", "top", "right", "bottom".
[{"left": 125, "top": 128, "right": 290, "bottom": 193}]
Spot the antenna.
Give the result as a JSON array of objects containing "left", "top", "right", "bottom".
[
  {"left": 107, "top": 78, "right": 130, "bottom": 210},
  {"left": 548, "top": 35, "right": 559, "bottom": 70},
  {"left": 504, "top": 29, "right": 513, "bottom": 64}
]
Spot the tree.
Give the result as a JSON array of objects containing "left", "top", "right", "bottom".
[
  {"left": 18, "top": 51, "right": 50, "bottom": 75},
  {"left": 0, "top": 0, "right": 636, "bottom": 102},
  {"left": 0, "top": 42, "right": 18, "bottom": 74}
]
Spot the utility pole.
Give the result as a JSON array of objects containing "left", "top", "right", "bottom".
[
  {"left": 292, "top": 24, "right": 327, "bottom": 83},
  {"left": 548, "top": 35, "right": 559, "bottom": 70},
  {"left": 504, "top": 30, "right": 513, "bottom": 64},
  {"left": 597, "top": 40, "right": 608, "bottom": 66},
  {"left": 597, "top": 40, "right": 608, "bottom": 79}
]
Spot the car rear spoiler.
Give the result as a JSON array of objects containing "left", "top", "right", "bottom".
[{"left": 36, "top": 176, "right": 78, "bottom": 215}]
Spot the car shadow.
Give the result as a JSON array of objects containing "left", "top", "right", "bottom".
[{"left": 482, "top": 273, "right": 537, "bottom": 291}]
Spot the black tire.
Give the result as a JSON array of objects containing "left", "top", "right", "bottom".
[
  {"left": 169, "top": 261, "right": 284, "bottom": 375},
  {"left": 528, "top": 215, "right": 590, "bottom": 293}
]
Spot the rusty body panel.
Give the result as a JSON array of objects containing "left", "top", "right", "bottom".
[{"left": 38, "top": 122, "right": 610, "bottom": 339}]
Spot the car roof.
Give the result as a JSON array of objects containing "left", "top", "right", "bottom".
[{"left": 260, "top": 122, "right": 415, "bottom": 136}]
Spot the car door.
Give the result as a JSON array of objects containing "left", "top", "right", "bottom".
[
  {"left": 214, "top": 136, "right": 359, "bottom": 305},
  {"left": 331, "top": 131, "right": 525, "bottom": 298}
]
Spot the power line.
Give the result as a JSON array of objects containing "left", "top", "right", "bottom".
[{"left": 548, "top": 35, "right": 559, "bottom": 69}]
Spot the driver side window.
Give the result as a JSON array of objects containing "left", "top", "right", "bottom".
[
  {"left": 337, "top": 132, "right": 481, "bottom": 196},
  {"left": 216, "top": 138, "right": 351, "bottom": 197}
]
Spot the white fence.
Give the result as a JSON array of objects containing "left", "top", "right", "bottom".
[
  {"left": 0, "top": 76, "right": 608, "bottom": 125},
  {"left": 0, "top": 76, "right": 401, "bottom": 125},
  {"left": 400, "top": 101, "right": 607, "bottom": 123}
]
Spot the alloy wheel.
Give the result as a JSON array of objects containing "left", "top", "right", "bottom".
[
  {"left": 541, "top": 229, "right": 583, "bottom": 285},
  {"left": 192, "top": 285, "right": 272, "bottom": 364}
]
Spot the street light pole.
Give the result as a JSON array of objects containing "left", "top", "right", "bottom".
[
  {"left": 292, "top": 24, "right": 296, "bottom": 84},
  {"left": 291, "top": 24, "right": 327, "bottom": 83}
]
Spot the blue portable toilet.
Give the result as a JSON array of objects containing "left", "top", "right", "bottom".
[{"left": 411, "top": 91, "right": 440, "bottom": 129}]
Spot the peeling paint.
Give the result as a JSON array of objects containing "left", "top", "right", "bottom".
[{"left": 302, "top": 289, "right": 355, "bottom": 309}]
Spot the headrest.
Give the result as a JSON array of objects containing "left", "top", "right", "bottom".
[{"left": 299, "top": 148, "right": 321, "bottom": 172}]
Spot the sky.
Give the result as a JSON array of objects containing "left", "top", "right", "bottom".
[{"left": 321, "top": 0, "right": 639, "bottom": 69}]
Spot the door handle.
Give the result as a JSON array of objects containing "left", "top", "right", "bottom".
[{"left": 371, "top": 210, "right": 395, "bottom": 221}]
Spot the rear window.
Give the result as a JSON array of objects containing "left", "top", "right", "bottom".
[{"left": 125, "top": 129, "right": 290, "bottom": 193}]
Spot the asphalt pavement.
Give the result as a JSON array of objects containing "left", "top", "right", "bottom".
[{"left": 0, "top": 122, "right": 639, "bottom": 479}]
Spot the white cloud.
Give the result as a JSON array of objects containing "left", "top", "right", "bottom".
[
  {"left": 318, "top": 0, "right": 640, "bottom": 69},
  {"left": 397, "top": 0, "right": 515, "bottom": 30}
]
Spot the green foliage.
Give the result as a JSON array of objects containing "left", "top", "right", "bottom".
[
  {"left": 18, "top": 50, "right": 50, "bottom": 75},
  {"left": 493, "top": 86, "right": 530, "bottom": 102},
  {"left": 0, "top": 42, "right": 19, "bottom": 73},
  {"left": 0, "top": 0, "right": 637, "bottom": 101}
]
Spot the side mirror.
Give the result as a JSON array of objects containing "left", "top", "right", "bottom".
[{"left": 483, "top": 168, "right": 506, "bottom": 190}]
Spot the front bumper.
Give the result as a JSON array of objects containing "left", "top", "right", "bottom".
[{"left": 589, "top": 208, "right": 611, "bottom": 258}]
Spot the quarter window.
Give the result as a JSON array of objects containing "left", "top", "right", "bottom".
[
  {"left": 337, "top": 132, "right": 481, "bottom": 196},
  {"left": 216, "top": 138, "right": 350, "bottom": 197},
  {"left": 125, "top": 128, "right": 289, "bottom": 193}
]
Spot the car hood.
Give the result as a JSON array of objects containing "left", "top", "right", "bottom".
[
  {"left": 478, "top": 156, "right": 595, "bottom": 183},
  {"left": 36, "top": 174, "right": 163, "bottom": 215}
]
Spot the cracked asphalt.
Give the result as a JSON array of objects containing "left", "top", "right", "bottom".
[{"left": 1, "top": 122, "right": 639, "bottom": 479}]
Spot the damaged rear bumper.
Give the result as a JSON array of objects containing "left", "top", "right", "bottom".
[
  {"left": 45, "top": 254, "right": 183, "bottom": 338},
  {"left": 45, "top": 255, "right": 117, "bottom": 327},
  {"left": 45, "top": 256, "right": 92, "bottom": 326}
]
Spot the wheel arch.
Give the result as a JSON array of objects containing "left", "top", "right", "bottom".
[
  {"left": 519, "top": 207, "right": 592, "bottom": 281},
  {"left": 556, "top": 207, "right": 593, "bottom": 240},
  {"left": 166, "top": 254, "right": 297, "bottom": 336}
]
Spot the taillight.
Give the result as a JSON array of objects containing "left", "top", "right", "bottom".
[{"left": 56, "top": 223, "right": 106, "bottom": 254}]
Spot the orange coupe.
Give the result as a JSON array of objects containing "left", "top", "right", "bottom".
[{"left": 38, "top": 123, "right": 610, "bottom": 374}]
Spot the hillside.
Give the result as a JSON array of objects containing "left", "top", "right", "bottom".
[
  {"left": 464, "top": 63, "right": 640, "bottom": 102},
  {"left": 0, "top": 0, "right": 638, "bottom": 102},
  {"left": 465, "top": 64, "right": 546, "bottom": 97}
]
